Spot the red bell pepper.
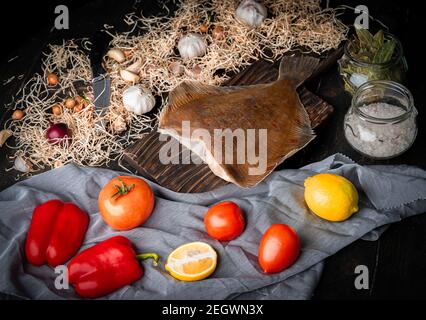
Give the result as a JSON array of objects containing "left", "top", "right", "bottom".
[
  {"left": 68, "top": 236, "right": 159, "bottom": 298},
  {"left": 25, "top": 199, "right": 89, "bottom": 267}
]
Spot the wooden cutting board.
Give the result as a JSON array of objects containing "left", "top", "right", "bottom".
[{"left": 123, "top": 55, "right": 338, "bottom": 193}]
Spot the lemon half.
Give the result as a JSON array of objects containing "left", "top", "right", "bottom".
[
  {"left": 165, "top": 242, "right": 217, "bottom": 282},
  {"left": 304, "top": 173, "right": 359, "bottom": 222}
]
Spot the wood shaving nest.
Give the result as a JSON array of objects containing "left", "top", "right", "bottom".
[
  {"left": 5, "top": 0, "right": 347, "bottom": 173},
  {"left": 106, "top": 0, "right": 347, "bottom": 96},
  {"left": 5, "top": 40, "right": 154, "bottom": 174}
]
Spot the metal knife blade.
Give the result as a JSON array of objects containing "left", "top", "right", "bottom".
[
  {"left": 89, "top": 31, "right": 112, "bottom": 110},
  {"left": 92, "top": 74, "right": 111, "bottom": 109}
]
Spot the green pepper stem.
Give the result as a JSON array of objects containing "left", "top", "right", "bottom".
[{"left": 135, "top": 253, "right": 160, "bottom": 267}]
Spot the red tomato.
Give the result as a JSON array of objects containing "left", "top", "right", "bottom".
[
  {"left": 98, "top": 176, "right": 155, "bottom": 231},
  {"left": 204, "top": 201, "right": 245, "bottom": 241},
  {"left": 258, "top": 224, "right": 300, "bottom": 274}
]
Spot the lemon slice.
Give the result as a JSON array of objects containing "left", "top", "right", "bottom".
[{"left": 165, "top": 242, "right": 217, "bottom": 282}]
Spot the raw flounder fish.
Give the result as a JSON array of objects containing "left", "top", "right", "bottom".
[{"left": 158, "top": 55, "right": 320, "bottom": 188}]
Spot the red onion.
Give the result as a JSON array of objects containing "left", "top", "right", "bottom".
[{"left": 46, "top": 123, "right": 72, "bottom": 145}]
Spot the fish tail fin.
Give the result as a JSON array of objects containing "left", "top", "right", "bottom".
[{"left": 278, "top": 55, "right": 320, "bottom": 86}]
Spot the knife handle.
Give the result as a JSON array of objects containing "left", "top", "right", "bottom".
[{"left": 89, "top": 31, "right": 112, "bottom": 79}]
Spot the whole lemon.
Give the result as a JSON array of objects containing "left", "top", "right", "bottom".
[{"left": 304, "top": 173, "right": 359, "bottom": 222}]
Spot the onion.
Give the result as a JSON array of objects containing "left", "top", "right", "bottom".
[
  {"left": 52, "top": 105, "right": 62, "bottom": 116},
  {"left": 74, "top": 104, "right": 83, "bottom": 113},
  {"left": 64, "top": 98, "right": 76, "bottom": 109},
  {"left": 75, "top": 95, "right": 83, "bottom": 104},
  {"left": 12, "top": 110, "right": 25, "bottom": 120},
  {"left": 199, "top": 23, "right": 209, "bottom": 33},
  {"left": 46, "top": 123, "right": 72, "bottom": 145},
  {"left": 75, "top": 95, "right": 90, "bottom": 108},
  {"left": 47, "top": 73, "right": 59, "bottom": 86}
]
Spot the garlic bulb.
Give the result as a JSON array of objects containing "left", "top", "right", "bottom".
[
  {"left": 120, "top": 69, "right": 140, "bottom": 83},
  {"left": 178, "top": 33, "right": 207, "bottom": 59},
  {"left": 14, "top": 155, "right": 32, "bottom": 173},
  {"left": 107, "top": 48, "right": 126, "bottom": 63},
  {"left": 236, "top": 0, "right": 267, "bottom": 28},
  {"left": 123, "top": 85, "right": 156, "bottom": 115}
]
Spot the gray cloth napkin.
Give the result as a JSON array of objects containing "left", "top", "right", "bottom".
[{"left": 0, "top": 154, "right": 425, "bottom": 300}]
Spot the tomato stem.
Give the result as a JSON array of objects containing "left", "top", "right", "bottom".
[
  {"left": 111, "top": 178, "right": 135, "bottom": 199},
  {"left": 135, "top": 253, "right": 160, "bottom": 266}
]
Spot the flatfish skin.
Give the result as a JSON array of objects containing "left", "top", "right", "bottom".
[{"left": 159, "top": 55, "right": 320, "bottom": 188}]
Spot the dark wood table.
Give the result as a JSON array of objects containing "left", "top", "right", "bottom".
[{"left": 0, "top": 0, "right": 425, "bottom": 299}]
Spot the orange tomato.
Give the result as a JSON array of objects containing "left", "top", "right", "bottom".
[
  {"left": 98, "top": 176, "right": 155, "bottom": 231},
  {"left": 204, "top": 201, "right": 245, "bottom": 241},
  {"left": 258, "top": 224, "right": 300, "bottom": 274}
]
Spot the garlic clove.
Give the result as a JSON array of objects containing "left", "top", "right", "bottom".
[
  {"left": 120, "top": 69, "right": 140, "bottom": 83},
  {"left": 107, "top": 48, "right": 126, "bottom": 63},
  {"left": 126, "top": 59, "right": 143, "bottom": 74},
  {"left": 169, "top": 61, "right": 184, "bottom": 76},
  {"left": 14, "top": 155, "right": 32, "bottom": 173},
  {"left": 236, "top": 0, "right": 267, "bottom": 28},
  {"left": 185, "top": 65, "right": 202, "bottom": 78},
  {"left": 112, "top": 116, "right": 127, "bottom": 133},
  {"left": 212, "top": 25, "right": 225, "bottom": 40},
  {"left": 54, "top": 160, "right": 64, "bottom": 168},
  {"left": 143, "top": 63, "right": 157, "bottom": 76},
  {"left": 0, "top": 130, "right": 12, "bottom": 147},
  {"left": 178, "top": 33, "right": 207, "bottom": 59}
]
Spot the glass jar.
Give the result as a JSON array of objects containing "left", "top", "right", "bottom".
[
  {"left": 344, "top": 80, "right": 417, "bottom": 159},
  {"left": 338, "top": 33, "right": 408, "bottom": 95}
]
